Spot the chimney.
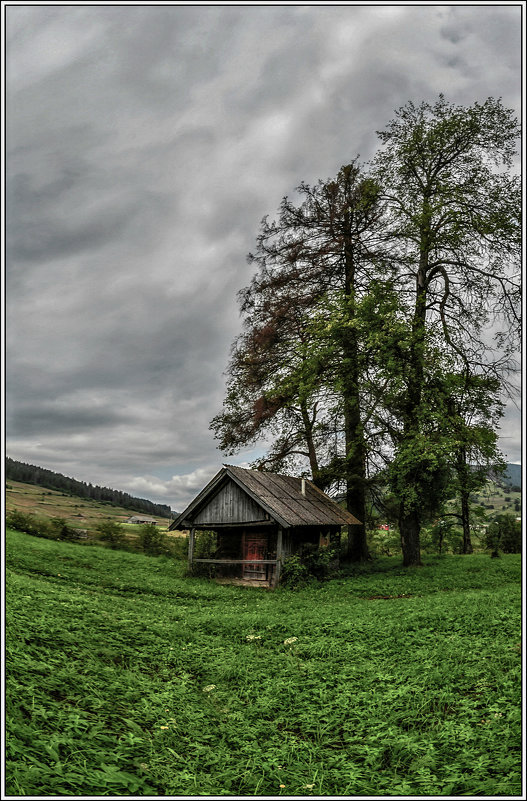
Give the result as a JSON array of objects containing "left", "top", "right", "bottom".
[{"left": 301, "top": 478, "right": 306, "bottom": 496}]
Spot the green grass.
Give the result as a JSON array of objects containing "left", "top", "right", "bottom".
[{"left": 6, "top": 528, "right": 522, "bottom": 796}]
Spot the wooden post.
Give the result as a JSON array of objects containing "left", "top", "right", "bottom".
[
  {"left": 188, "top": 527, "right": 195, "bottom": 570},
  {"left": 275, "top": 527, "right": 283, "bottom": 587}
]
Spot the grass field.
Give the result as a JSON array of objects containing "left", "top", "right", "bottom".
[
  {"left": 445, "top": 480, "right": 521, "bottom": 517},
  {"left": 5, "top": 527, "right": 522, "bottom": 797}
]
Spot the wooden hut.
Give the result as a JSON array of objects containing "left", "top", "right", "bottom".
[{"left": 169, "top": 465, "right": 360, "bottom": 587}]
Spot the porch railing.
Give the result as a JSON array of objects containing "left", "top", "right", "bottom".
[{"left": 191, "top": 558, "right": 278, "bottom": 564}]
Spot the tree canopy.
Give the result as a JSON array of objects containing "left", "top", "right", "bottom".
[{"left": 211, "top": 96, "right": 520, "bottom": 566}]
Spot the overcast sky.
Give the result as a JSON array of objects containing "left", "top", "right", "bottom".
[{"left": 5, "top": 3, "right": 522, "bottom": 511}]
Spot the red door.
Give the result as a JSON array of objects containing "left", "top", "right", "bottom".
[{"left": 243, "top": 535, "right": 268, "bottom": 581}]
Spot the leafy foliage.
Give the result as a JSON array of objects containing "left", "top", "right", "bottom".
[
  {"left": 371, "top": 96, "right": 519, "bottom": 563},
  {"left": 138, "top": 523, "right": 168, "bottom": 556},
  {"left": 96, "top": 520, "right": 126, "bottom": 549},
  {"left": 5, "top": 509, "right": 75, "bottom": 541},
  {"left": 485, "top": 514, "right": 521, "bottom": 556},
  {"left": 280, "top": 545, "right": 338, "bottom": 588}
]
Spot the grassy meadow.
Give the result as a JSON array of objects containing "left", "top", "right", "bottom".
[
  {"left": 5, "top": 480, "right": 178, "bottom": 545},
  {"left": 5, "top": 526, "right": 522, "bottom": 797}
]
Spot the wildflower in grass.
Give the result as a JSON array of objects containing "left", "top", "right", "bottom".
[
  {"left": 246, "top": 634, "right": 262, "bottom": 641},
  {"left": 284, "top": 636, "right": 298, "bottom": 645},
  {"left": 279, "top": 785, "right": 286, "bottom": 789},
  {"left": 203, "top": 684, "right": 216, "bottom": 692},
  {"left": 160, "top": 726, "right": 169, "bottom": 730}
]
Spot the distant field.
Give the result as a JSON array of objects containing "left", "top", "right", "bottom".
[
  {"left": 438, "top": 479, "right": 521, "bottom": 523},
  {"left": 472, "top": 480, "right": 522, "bottom": 514},
  {"left": 5, "top": 480, "right": 182, "bottom": 541},
  {"left": 5, "top": 527, "right": 521, "bottom": 796}
]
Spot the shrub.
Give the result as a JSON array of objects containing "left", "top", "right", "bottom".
[
  {"left": 188, "top": 530, "right": 217, "bottom": 576},
  {"left": 280, "top": 554, "right": 310, "bottom": 589},
  {"left": 423, "top": 520, "right": 463, "bottom": 555},
  {"left": 485, "top": 514, "right": 521, "bottom": 556},
  {"left": 49, "top": 517, "right": 77, "bottom": 541},
  {"left": 302, "top": 543, "right": 339, "bottom": 581},
  {"left": 168, "top": 534, "right": 189, "bottom": 561},
  {"left": 138, "top": 523, "right": 167, "bottom": 556},
  {"left": 96, "top": 520, "right": 126, "bottom": 549},
  {"left": 6, "top": 510, "right": 57, "bottom": 539},
  {"left": 367, "top": 527, "right": 401, "bottom": 558},
  {"left": 498, "top": 516, "right": 522, "bottom": 554},
  {"left": 280, "top": 545, "right": 338, "bottom": 588}
]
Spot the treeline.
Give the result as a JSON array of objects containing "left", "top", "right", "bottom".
[{"left": 5, "top": 457, "right": 173, "bottom": 519}]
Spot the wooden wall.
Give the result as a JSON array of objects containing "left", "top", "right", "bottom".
[{"left": 193, "top": 479, "right": 270, "bottom": 525}]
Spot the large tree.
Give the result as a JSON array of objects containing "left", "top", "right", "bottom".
[
  {"left": 211, "top": 162, "right": 386, "bottom": 560},
  {"left": 371, "top": 96, "right": 520, "bottom": 565},
  {"left": 210, "top": 291, "right": 335, "bottom": 486}
]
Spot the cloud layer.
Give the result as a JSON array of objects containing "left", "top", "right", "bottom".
[{"left": 6, "top": 5, "right": 522, "bottom": 510}]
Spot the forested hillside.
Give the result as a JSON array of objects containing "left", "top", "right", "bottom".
[
  {"left": 498, "top": 463, "right": 521, "bottom": 490},
  {"left": 5, "top": 458, "right": 172, "bottom": 518}
]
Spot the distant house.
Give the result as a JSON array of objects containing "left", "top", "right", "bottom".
[
  {"left": 126, "top": 516, "right": 158, "bottom": 525},
  {"left": 169, "top": 464, "right": 360, "bottom": 588}
]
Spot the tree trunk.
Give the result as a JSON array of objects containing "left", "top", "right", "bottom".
[
  {"left": 397, "top": 226, "right": 429, "bottom": 568},
  {"left": 399, "top": 508, "right": 422, "bottom": 566},
  {"left": 344, "top": 398, "right": 368, "bottom": 561},
  {"left": 456, "top": 448, "right": 473, "bottom": 554},
  {"left": 460, "top": 489, "right": 473, "bottom": 554},
  {"left": 341, "top": 213, "right": 369, "bottom": 562}
]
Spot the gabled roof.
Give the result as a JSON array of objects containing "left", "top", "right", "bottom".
[{"left": 169, "top": 464, "right": 360, "bottom": 530}]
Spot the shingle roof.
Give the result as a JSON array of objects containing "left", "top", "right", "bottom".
[{"left": 169, "top": 464, "right": 360, "bottom": 529}]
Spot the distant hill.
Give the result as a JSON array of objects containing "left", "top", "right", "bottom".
[
  {"left": 489, "top": 462, "right": 522, "bottom": 490},
  {"left": 5, "top": 457, "right": 173, "bottom": 518},
  {"left": 502, "top": 463, "right": 521, "bottom": 489}
]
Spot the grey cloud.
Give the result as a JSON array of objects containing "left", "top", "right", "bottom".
[
  {"left": 8, "top": 185, "right": 156, "bottom": 266},
  {"left": 10, "top": 403, "right": 134, "bottom": 438}
]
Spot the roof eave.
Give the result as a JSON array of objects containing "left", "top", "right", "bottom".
[{"left": 168, "top": 467, "right": 229, "bottom": 530}]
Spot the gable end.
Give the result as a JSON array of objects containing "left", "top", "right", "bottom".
[{"left": 192, "top": 477, "right": 270, "bottom": 525}]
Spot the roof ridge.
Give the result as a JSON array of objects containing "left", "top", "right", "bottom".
[{"left": 169, "top": 464, "right": 361, "bottom": 529}]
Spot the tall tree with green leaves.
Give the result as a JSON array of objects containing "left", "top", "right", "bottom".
[
  {"left": 371, "top": 95, "right": 520, "bottom": 566},
  {"left": 211, "top": 162, "right": 385, "bottom": 560}
]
